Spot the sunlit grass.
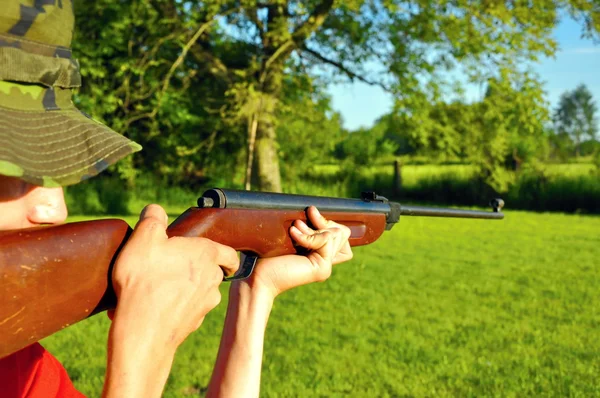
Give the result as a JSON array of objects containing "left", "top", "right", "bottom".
[{"left": 544, "top": 163, "right": 597, "bottom": 177}]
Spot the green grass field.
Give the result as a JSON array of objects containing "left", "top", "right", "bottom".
[{"left": 43, "top": 210, "right": 600, "bottom": 397}]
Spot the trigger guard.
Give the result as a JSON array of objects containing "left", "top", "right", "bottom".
[{"left": 223, "top": 254, "right": 258, "bottom": 282}]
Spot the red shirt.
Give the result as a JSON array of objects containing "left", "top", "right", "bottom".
[{"left": 0, "top": 343, "right": 84, "bottom": 397}]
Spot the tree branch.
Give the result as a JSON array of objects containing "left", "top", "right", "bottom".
[
  {"left": 291, "top": 0, "right": 334, "bottom": 44},
  {"left": 189, "top": 45, "right": 232, "bottom": 82},
  {"left": 247, "top": 7, "right": 265, "bottom": 37},
  {"left": 121, "top": 19, "right": 218, "bottom": 131},
  {"left": 150, "top": 0, "right": 233, "bottom": 82},
  {"left": 153, "top": 20, "right": 216, "bottom": 113},
  {"left": 263, "top": 0, "right": 334, "bottom": 70},
  {"left": 302, "top": 46, "right": 390, "bottom": 90}
]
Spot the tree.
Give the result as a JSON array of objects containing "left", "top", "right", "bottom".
[
  {"left": 554, "top": 84, "right": 599, "bottom": 156},
  {"left": 73, "top": 1, "right": 246, "bottom": 187},
  {"left": 276, "top": 72, "right": 344, "bottom": 183},
  {"left": 333, "top": 125, "right": 398, "bottom": 166},
  {"left": 153, "top": 0, "right": 600, "bottom": 192},
  {"left": 388, "top": 72, "right": 550, "bottom": 191},
  {"left": 376, "top": 113, "right": 417, "bottom": 156},
  {"left": 73, "top": 1, "right": 600, "bottom": 192}
]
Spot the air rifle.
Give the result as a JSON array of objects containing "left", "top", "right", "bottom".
[{"left": 0, "top": 188, "right": 504, "bottom": 357}]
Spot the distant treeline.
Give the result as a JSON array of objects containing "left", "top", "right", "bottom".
[{"left": 66, "top": 161, "right": 600, "bottom": 215}]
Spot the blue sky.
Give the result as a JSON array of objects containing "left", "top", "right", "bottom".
[{"left": 327, "top": 18, "right": 600, "bottom": 130}]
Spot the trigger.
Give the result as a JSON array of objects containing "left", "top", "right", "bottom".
[{"left": 223, "top": 255, "right": 258, "bottom": 282}]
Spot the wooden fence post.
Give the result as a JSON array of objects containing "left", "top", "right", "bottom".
[{"left": 393, "top": 160, "right": 402, "bottom": 196}]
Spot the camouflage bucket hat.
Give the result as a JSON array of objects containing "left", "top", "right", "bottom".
[{"left": 0, "top": 0, "right": 141, "bottom": 187}]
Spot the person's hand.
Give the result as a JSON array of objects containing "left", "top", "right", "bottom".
[
  {"left": 110, "top": 204, "right": 239, "bottom": 349},
  {"left": 206, "top": 207, "right": 353, "bottom": 397},
  {"left": 238, "top": 206, "right": 353, "bottom": 300}
]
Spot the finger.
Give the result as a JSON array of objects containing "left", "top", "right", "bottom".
[
  {"left": 211, "top": 242, "right": 240, "bottom": 276},
  {"left": 290, "top": 226, "right": 334, "bottom": 258},
  {"left": 294, "top": 219, "right": 315, "bottom": 235},
  {"left": 307, "top": 206, "right": 333, "bottom": 230},
  {"left": 332, "top": 242, "right": 353, "bottom": 265},
  {"left": 139, "top": 204, "right": 169, "bottom": 226},
  {"left": 339, "top": 224, "right": 352, "bottom": 242},
  {"left": 335, "top": 225, "right": 352, "bottom": 253}
]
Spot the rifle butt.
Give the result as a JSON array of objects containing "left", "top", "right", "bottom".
[{"left": 0, "top": 219, "right": 130, "bottom": 357}]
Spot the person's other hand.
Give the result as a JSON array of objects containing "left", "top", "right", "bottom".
[
  {"left": 206, "top": 207, "right": 353, "bottom": 398},
  {"left": 240, "top": 206, "right": 353, "bottom": 299},
  {"left": 110, "top": 204, "right": 239, "bottom": 350}
]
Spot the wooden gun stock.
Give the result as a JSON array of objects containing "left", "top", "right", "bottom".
[{"left": 0, "top": 209, "right": 386, "bottom": 357}]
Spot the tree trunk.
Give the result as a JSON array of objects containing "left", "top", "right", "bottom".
[
  {"left": 512, "top": 148, "right": 523, "bottom": 172},
  {"left": 393, "top": 160, "right": 402, "bottom": 196},
  {"left": 253, "top": 116, "right": 282, "bottom": 192},
  {"left": 251, "top": 64, "right": 283, "bottom": 192},
  {"left": 245, "top": 111, "right": 259, "bottom": 190}
]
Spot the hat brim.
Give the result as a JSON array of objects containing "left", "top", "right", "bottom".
[{"left": 0, "top": 106, "right": 141, "bottom": 187}]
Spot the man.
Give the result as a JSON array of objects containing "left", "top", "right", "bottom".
[{"left": 0, "top": 1, "right": 352, "bottom": 397}]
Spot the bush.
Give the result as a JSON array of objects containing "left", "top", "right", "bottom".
[
  {"left": 507, "top": 170, "right": 600, "bottom": 213},
  {"left": 287, "top": 162, "right": 600, "bottom": 214},
  {"left": 65, "top": 175, "right": 131, "bottom": 215},
  {"left": 66, "top": 162, "right": 600, "bottom": 215}
]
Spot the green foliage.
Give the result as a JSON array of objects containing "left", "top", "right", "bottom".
[
  {"left": 548, "top": 131, "right": 575, "bottom": 161},
  {"left": 456, "top": 73, "right": 549, "bottom": 191},
  {"left": 70, "top": 1, "right": 600, "bottom": 192},
  {"left": 64, "top": 160, "right": 600, "bottom": 216},
  {"left": 333, "top": 125, "right": 398, "bottom": 166},
  {"left": 594, "top": 151, "right": 600, "bottom": 170},
  {"left": 507, "top": 166, "right": 600, "bottom": 213},
  {"left": 73, "top": 1, "right": 245, "bottom": 187},
  {"left": 554, "top": 84, "right": 599, "bottom": 155},
  {"left": 580, "top": 139, "right": 600, "bottom": 157},
  {"left": 65, "top": 174, "right": 131, "bottom": 215},
  {"left": 44, "top": 210, "right": 600, "bottom": 396},
  {"left": 376, "top": 113, "right": 417, "bottom": 156},
  {"left": 276, "top": 73, "right": 344, "bottom": 181},
  {"left": 287, "top": 162, "right": 600, "bottom": 214},
  {"left": 382, "top": 71, "right": 552, "bottom": 193}
]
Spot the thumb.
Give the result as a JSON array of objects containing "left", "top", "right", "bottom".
[{"left": 132, "top": 204, "right": 169, "bottom": 240}]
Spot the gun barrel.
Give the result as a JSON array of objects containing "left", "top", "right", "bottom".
[
  {"left": 198, "top": 189, "right": 504, "bottom": 227},
  {"left": 199, "top": 188, "right": 391, "bottom": 214},
  {"left": 400, "top": 205, "right": 504, "bottom": 219}
]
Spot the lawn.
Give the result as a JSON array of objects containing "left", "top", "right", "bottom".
[{"left": 43, "top": 209, "right": 600, "bottom": 397}]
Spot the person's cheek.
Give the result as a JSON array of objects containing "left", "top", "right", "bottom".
[
  {"left": 0, "top": 203, "right": 29, "bottom": 230},
  {"left": 0, "top": 176, "right": 30, "bottom": 230}
]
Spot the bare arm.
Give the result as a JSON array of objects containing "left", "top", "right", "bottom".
[
  {"left": 101, "top": 205, "right": 239, "bottom": 398},
  {"left": 102, "top": 308, "right": 178, "bottom": 397},
  {"left": 207, "top": 281, "right": 273, "bottom": 397},
  {"left": 207, "top": 207, "right": 352, "bottom": 398}
]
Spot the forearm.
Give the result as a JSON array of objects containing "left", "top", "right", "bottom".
[
  {"left": 206, "top": 281, "right": 274, "bottom": 398},
  {"left": 102, "top": 296, "right": 178, "bottom": 398}
]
